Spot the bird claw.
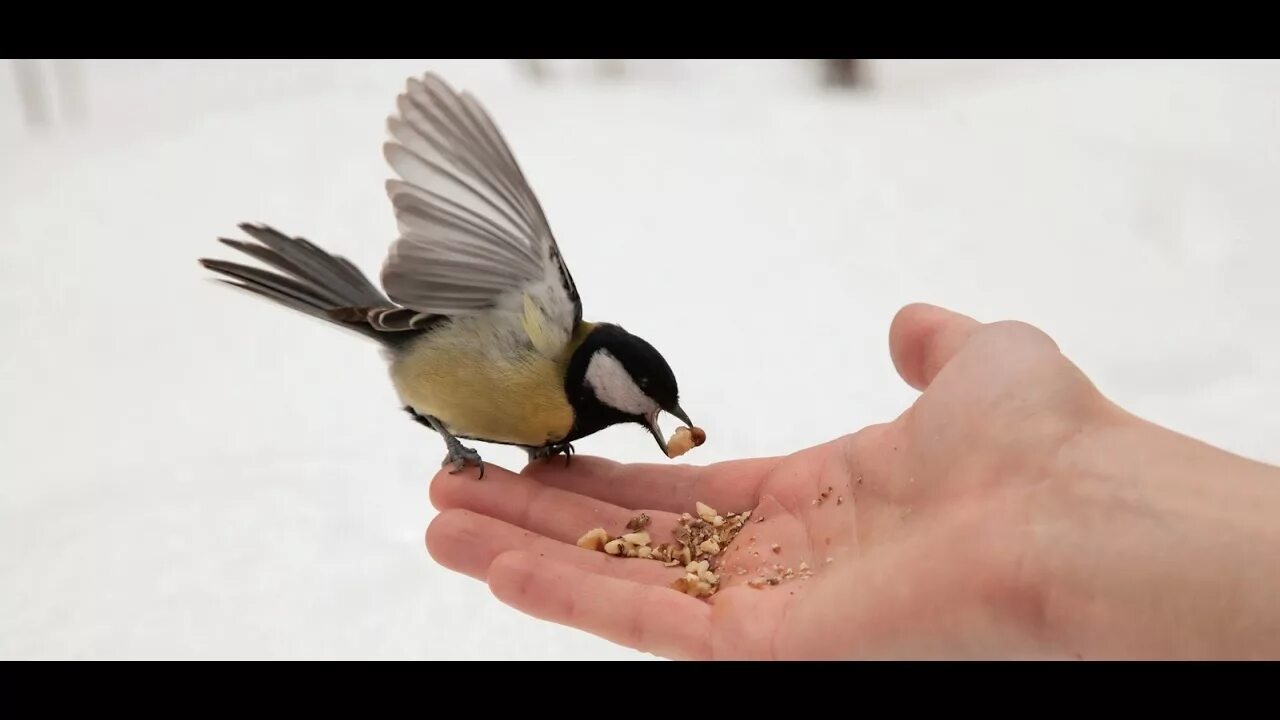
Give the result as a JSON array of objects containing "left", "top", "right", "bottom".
[
  {"left": 443, "top": 444, "right": 485, "bottom": 480},
  {"left": 529, "top": 442, "right": 575, "bottom": 467}
]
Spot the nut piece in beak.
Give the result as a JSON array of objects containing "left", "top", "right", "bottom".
[{"left": 665, "top": 426, "right": 707, "bottom": 459}]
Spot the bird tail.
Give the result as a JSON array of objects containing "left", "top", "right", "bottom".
[{"left": 199, "top": 223, "right": 414, "bottom": 345}]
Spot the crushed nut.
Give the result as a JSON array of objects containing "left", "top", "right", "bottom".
[
  {"left": 576, "top": 527, "right": 610, "bottom": 551},
  {"left": 771, "top": 543, "right": 781, "bottom": 554},
  {"left": 672, "top": 575, "right": 715, "bottom": 598},
  {"left": 837, "top": 496, "right": 844, "bottom": 505},
  {"left": 626, "top": 514, "right": 651, "bottom": 532},
  {"left": 578, "top": 498, "right": 753, "bottom": 600}
]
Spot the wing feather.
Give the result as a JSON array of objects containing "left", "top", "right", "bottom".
[{"left": 379, "top": 72, "right": 582, "bottom": 352}]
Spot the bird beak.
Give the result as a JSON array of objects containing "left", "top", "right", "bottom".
[
  {"left": 645, "top": 414, "right": 669, "bottom": 455},
  {"left": 645, "top": 403, "right": 694, "bottom": 456},
  {"left": 669, "top": 403, "right": 693, "bottom": 428}
]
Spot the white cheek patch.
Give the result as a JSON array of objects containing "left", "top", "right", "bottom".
[{"left": 585, "top": 349, "right": 658, "bottom": 417}]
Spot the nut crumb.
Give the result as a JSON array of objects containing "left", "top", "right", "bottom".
[
  {"left": 814, "top": 487, "right": 832, "bottom": 506},
  {"left": 576, "top": 528, "right": 610, "bottom": 551},
  {"left": 825, "top": 556, "right": 834, "bottom": 565},
  {"left": 837, "top": 496, "right": 844, "bottom": 505},
  {"left": 771, "top": 544, "right": 781, "bottom": 554},
  {"left": 626, "top": 514, "right": 651, "bottom": 532},
  {"left": 577, "top": 497, "right": 752, "bottom": 600},
  {"left": 672, "top": 575, "right": 715, "bottom": 598}
]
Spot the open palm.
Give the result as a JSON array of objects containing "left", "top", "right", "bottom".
[{"left": 426, "top": 304, "right": 1109, "bottom": 659}]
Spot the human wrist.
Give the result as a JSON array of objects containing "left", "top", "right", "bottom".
[{"left": 1038, "top": 403, "right": 1280, "bottom": 658}]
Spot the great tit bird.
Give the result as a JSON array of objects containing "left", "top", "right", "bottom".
[{"left": 199, "top": 71, "right": 697, "bottom": 478}]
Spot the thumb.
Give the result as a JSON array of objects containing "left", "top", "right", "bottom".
[{"left": 888, "top": 303, "right": 982, "bottom": 391}]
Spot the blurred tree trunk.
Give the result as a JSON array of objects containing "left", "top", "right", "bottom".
[
  {"left": 13, "top": 59, "right": 49, "bottom": 126},
  {"left": 519, "top": 59, "right": 550, "bottom": 82},
  {"left": 822, "top": 59, "right": 866, "bottom": 89}
]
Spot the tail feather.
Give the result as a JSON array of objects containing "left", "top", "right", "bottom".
[
  {"left": 199, "top": 223, "right": 423, "bottom": 345},
  {"left": 234, "top": 223, "right": 390, "bottom": 309}
]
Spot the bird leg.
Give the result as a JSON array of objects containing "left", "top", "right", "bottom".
[
  {"left": 404, "top": 406, "right": 484, "bottom": 479},
  {"left": 528, "top": 441, "right": 575, "bottom": 467}
]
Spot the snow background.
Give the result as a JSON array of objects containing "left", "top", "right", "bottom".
[{"left": 2, "top": 59, "right": 1278, "bottom": 660}]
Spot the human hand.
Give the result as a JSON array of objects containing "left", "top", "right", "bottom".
[{"left": 425, "top": 303, "right": 1280, "bottom": 659}]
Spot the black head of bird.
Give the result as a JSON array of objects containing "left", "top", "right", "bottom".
[{"left": 198, "top": 71, "right": 703, "bottom": 478}]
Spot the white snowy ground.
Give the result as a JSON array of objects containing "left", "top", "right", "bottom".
[{"left": 2, "top": 59, "right": 1278, "bottom": 660}]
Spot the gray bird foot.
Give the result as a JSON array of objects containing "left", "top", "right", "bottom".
[
  {"left": 404, "top": 405, "right": 485, "bottom": 480},
  {"left": 442, "top": 440, "right": 485, "bottom": 480},
  {"left": 528, "top": 442, "right": 575, "bottom": 467}
]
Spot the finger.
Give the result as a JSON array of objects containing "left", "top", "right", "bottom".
[
  {"left": 888, "top": 303, "right": 982, "bottom": 391},
  {"left": 488, "top": 550, "right": 713, "bottom": 660},
  {"left": 425, "top": 509, "right": 683, "bottom": 586},
  {"left": 521, "top": 454, "right": 772, "bottom": 516},
  {"left": 430, "top": 462, "right": 684, "bottom": 545}
]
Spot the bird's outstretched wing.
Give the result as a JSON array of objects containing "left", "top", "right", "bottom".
[{"left": 380, "top": 72, "right": 582, "bottom": 358}]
